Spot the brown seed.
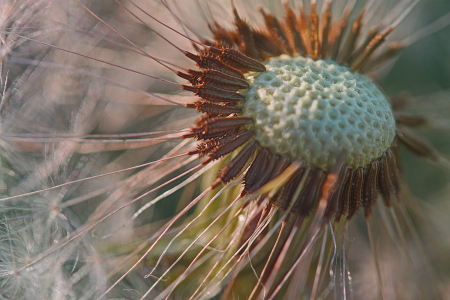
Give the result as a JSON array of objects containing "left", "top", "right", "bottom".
[
  {"left": 218, "top": 141, "right": 257, "bottom": 183},
  {"left": 205, "top": 130, "right": 254, "bottom": 163},
  {"left": 325, "top": 165, "right": 348, "bottom": 219},
  {"left": 187, "top": 69, "right": 249, "bottom": 90},
  {"left": 347, "top": 168, "right": 364, "bottom": 219},
  {"left": 253, "top": 30, "right": 282, "bottom": 57},
  {"left": 184, "top": 51, "right": 244, "bottom": 79},
  {"left": 362, "top": 42, "right": 404, "bottom": 72},
  {"left": 387, "top": 148, "right": 401, "bottom": 193},
  {"left": 350, "top": 27, "right": 394, "bottom": 72},
  {"left": 232, "top": 7, "right": 261, "bottom": 59},
  {"left": 260, "top": 8, "right": 292, "bottom": 55},
  {"left": 244, "top": 148, "right": 274, "bottom": 193},
  {"left": 349, "top": 27, "right": 379, "bottom": 65},
  {"left": 309, "top": 2, "right": 319, "bottom": 60},
  {"left": 209, "top": 22, "right": 235, "bottom": 46},
  {"left": 298, "top": 8, "right": 310, "bottom": 55},
  {"left": 363, "top": 160, "right": 379, "bottom": 217},
  {"left": 198, "top": 117, "right": 252, "bottom": 135},
  {"left": 185, "top": 101, "right": 242, "bottom": 115},
  {"left": 191, "top": 130, "right": 253, "bottom": 156},
  {"left": 320, "top": 1, "right": 332, "bottom": 58},
  {"left": 294, "top": 168, "right": 326, "bottom": 216},
  {"left": 336, "top": 168, "right": 354, "bottom": 221},
  {"left": 182, "top": 84, "right": 245, "bottom": 103},
  {"left": 209, "top": 46, "right": 266, "bottom": 72},
  {"left": 191, "top": 130, "right": 234, "bottom": 141},
  {"left": 268, "top": 155, "right": 291, "bottom": 181},
  {"left": 378, "top": 152, "right": 395, "bottom": 207},
  {"left": 278, "top": 167, "right": 305, "bottom": 211},
  {"left": 283, "top": 3, "right": 306, "bottom": 55}
]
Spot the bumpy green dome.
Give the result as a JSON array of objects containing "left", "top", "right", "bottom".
[{"left": 241, "top": 55, "right": 396, "bottom": 171}]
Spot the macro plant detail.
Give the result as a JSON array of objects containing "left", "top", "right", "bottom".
[
  {"left": 181, "top": 1, "right": 404, "bottom": 219},
  {"left": 1, "top": 0, "right": 450, "bottom": 299}
]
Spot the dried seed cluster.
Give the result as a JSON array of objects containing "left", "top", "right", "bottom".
[
  {"left": 181, "top": 45, "right": 263, "bottom": 180},
  {"left": 176, "top": 1, "right": 434, "bottom": 221},
  {"left": 241, "top": 55, "right": 396, "bottom": 170}
]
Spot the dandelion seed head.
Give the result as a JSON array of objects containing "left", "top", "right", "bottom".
[
  {"left": 1, "top": 0, "right": 449, "bottom": 298},
  {"left": 242, "top": 55, "right": 396, "bottom": 170}
]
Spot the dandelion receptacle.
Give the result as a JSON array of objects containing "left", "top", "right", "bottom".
[{"left": 1, "top": 0, "right": 450, "bottom": 299}]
